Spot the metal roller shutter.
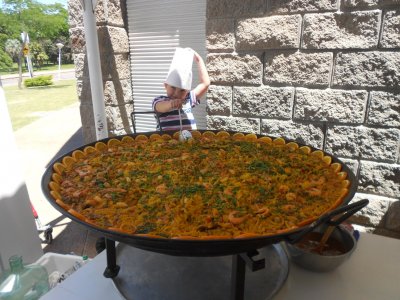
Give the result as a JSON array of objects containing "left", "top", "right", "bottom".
[{"left": 126, "top": 0, "right": 207, "bottom": 133}]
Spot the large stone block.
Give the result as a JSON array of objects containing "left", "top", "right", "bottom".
[
  {"left": 69, "top": 27, "right": 86, "bottom": 54},
  {"left": 207, "top": 54, "right": 262, "bottom": 85},
  {"left": 206, "top": 85, "right": 232, "bottom": 116},
  {"left": 373, "top": 227, "right": 400, "bottom": 239},
  {"left": 269, "top": 0, "right": 338, "bottom": 12},
  {"left": 207, "top": 116, "right": 260, "bottom": 133},
  {"left": 326, "top": 126, "right": 358, "bottom": 158},
  {"left": 264, "top": 51, "right": 332, "bottom": 87},
  {"left": 342, "top": 0, "right": 400, "bottom": 8},
  {"left": 105, "top": 104, "right": 133, "bottom": 135},
  {"left": 98, "top": 26, "right": 129, "bottom": 54},
  {"left": 303, "top": 11, "right": 380, "bottom": 49},
  {"left": 359, "top": 161, "right": 400, "bottom": 198},
  {"left": 236, "top": 15, "right": 301, "bottom": 50},
  {"left": 386, "top": 201, "right": 400, "bottom": 231},
  {"left": 207, "top": 0, "right": 265, "bottom": 18},
  {"left": 367, "top": 91, "right": 400, "bottom": 127},
  {"left": 73, "top": 53, "right": 89, "bottom": 79},
  {"left": 326, "top": 126, "right": 400, "bottom": 162},
  {"left": 333, "top": 52, "right": 400, "bottom": 88},
  {"left": 68, "top": 0, "right": 83, "bottom": 28},
  {"left": 76, "top": 79, "right": 92, "bottom": 105},
  {"left": 100, "top": 53, "right": 131, "bottom": 80},
  {"left": 294, "top": 88, "right": 367, "bottom": 123},
  {"left": 206, "top": 19, "right": 235, "bottom": 52},
  {"left": 380, "top": 10, "right": 400, "bottom": 48},
  {"left": 76, "top": 52, "right": 126, "bottom": 84},
  {"left": 103, "top": 79, "right": 133, "bottom": 106},
  {"left": 261, "top": 120, "right": 324, "bottom": 149},
  {"left": 349, "top": 193, "right": 391, "bottom": 227},
  {"left": 233, "top": 86, "right": 294, "bottom": 118},
  {"left": 363, "top": 128, "right": 400, "bottom": 163},
  {"left": 95, "top": 0, "right": 125, "bottom": 26},
  {"left": 68, "top": 0, "right": 124, "bottom": 28},
  {"left": 339, "top": 158, "right": 359, "bottom": 177},
  {"left": 70, "top": 26, "right": 128, "bottom": 55}
]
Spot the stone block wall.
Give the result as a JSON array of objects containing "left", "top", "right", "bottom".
[
  {"left": 68, "top": 0, "right": 399, "bottom": 238},
  {"left": 206, "top": 0, "right": 400, "bottom": 237},
  {"left": 68, "top": 0, "right": 133, "bottom": 143}
]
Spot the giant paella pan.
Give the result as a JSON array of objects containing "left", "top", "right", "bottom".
[{"left": 41, "top": 130, "right": 357, "bottom": 256}]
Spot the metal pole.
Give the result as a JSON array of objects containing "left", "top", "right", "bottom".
[
  {"left": 81, "top": 0, "right": 108, "bottom": 140},
  {"left": 56, "top": 43, "right": 64, "bottom": 81},
  {"left": 58, "top": 48, "right": 61, "bottom": 80},
  {"left": 21, "top": 32, "right": 33, "bottom": 78}
]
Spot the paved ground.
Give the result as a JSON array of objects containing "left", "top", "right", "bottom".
[
  {"left": 1, "top": 69, "right": 76, "bottom": 86},
  {"left": 13, "top": 98, "right": 103, "bottom": 258}
]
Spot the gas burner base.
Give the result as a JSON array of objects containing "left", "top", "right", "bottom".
[{"left": 113, "top": 243, "right": 289, "bottom": 300}]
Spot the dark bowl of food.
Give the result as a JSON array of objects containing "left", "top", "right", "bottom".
[{"left": 285, "top": 224, "right": 357, "bottom": 272}]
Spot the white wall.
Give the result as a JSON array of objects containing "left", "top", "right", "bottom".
[
  {"left": 0, "top": 85, "right": 42, "bottom": 271},
  {"left": 127, "top": 0, "right": 207, "bottom": 132}
]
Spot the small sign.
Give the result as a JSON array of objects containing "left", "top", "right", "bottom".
[{"left": 23, "top": 44, "right": 29, "bottom": 56}]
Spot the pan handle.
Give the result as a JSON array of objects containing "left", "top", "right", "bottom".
[
  {"left": 325, "top": 198, "right": 369, "bottom": 226},
  {"left": 285, "top": 199, "right": 369, "bottom": 244}
]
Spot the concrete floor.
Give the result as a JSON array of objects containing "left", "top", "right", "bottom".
[{"left": 14, "top": 102, "right": 103, "bottom": 258}]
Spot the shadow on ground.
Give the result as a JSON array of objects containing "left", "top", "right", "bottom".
[
  {"left": 41, "top": 127, "right": 104, "bottom": 258},
  {"left": 46, "top": 127, "right": 84, "bottom": 168},
  {"left": 42, "top": 220, "right": 104, "bottom": 258}
]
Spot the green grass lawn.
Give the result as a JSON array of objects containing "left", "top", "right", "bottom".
[{"left": 4, "top": 79, "right": 78, "bottom": 131}]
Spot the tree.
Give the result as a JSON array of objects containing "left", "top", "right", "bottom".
[
  {"left": 0, "top": 48, "right": 13, "bottom": 70},
  {"left": 5, "top": 38, "right": 23, "bottom": 88},
  {"left": 29, "top": 41, "right": 47, "bottom": 69},
  {"left": 5, "top": 39, "right": 21, "bottom": 61},
  {"left": 0, "top": 0, "right": 70, "bottom": 70},
  {"left": 0, "top": 9, "right": 19, "bottom": 68}
]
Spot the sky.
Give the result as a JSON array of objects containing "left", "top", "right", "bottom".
[
  {"left": 36, "top": 0, "right": 67, "bottom": 7},
  {"left": 0, "top": 0, "right": 67, "bottom": 8}
]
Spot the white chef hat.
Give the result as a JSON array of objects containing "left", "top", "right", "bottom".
[{"left": 165, "top": 47, "right": 194, "bottom": 91}]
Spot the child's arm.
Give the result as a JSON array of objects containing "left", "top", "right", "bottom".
[
  {"left": 192, "top": 51, "right": 210, "bottom": 99},
  {"left": 154, "top": 98, "right": 185, "bottom": 113}
]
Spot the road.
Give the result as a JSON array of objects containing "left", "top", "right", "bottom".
[{"left": 0, "top": 69, "right": 76, "bottom": 86}]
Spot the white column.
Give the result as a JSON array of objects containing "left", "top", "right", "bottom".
[
  {"left": 81, "top": 0, "right": 108, "bottom": 140},
  {"left": 0, "top": 84, "right": 43, "bottom": 271}
]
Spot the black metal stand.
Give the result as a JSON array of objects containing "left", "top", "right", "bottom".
[
  {"left": 104, "top": 243, "right": 270, "bottom": 300},
  {"left": 103, "top": 238, "right": 120, "bottom": 278},
  {"left": 230, "top": 250, "right": 266, "bottom": 300}
]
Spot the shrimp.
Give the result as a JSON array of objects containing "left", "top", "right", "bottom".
[
  {"left": 114, "top": 202, "right": 128, "bottom": 208},
  {"left": 278, "top": 184, "right": 289, "bottom": 193},
  {"left": 100, "top": 188, "right": 127, "bottom": 194},
  {"left": 61, "top": 179, "right": 75, "bottom": 188},
  {"left": 155, "top": 183, "right": 169, "bottom": 194},
  {"left": 254, "top": 207, "right": 271, "bottom": 217},
  {"left": 66, "top": 188, "right": 89, "bottom": 198},
  {"left": 228, "top": 211, "right": 249, "bottom": 225},
  {"left": 74, "top": 165, "right": 93, "bottom": 177},
  {"left": 285, "top": 192, "right": 297, "bottom": 201},
  {"left": 83, "top": 198, "right": 101, "bottom": 208},
  {"left": 281, "top": 204, "right": 296, "bottom": 213},
  {"left": 307, "top": 187, "right": 322, "bottom": 196}
]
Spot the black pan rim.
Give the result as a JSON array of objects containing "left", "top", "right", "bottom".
[{"left": 41, "top": 130, "right": 357, "bottom": 256}]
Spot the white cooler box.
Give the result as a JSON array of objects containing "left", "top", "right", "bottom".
[{"left": 34, "top": 252, "right": 89, "bottom": 289}]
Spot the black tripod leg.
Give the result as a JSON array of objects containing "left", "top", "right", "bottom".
[
  {"left": 103, "top": 238, "right": 120, "bottom": 278},
  {"left": 230, "top": 254, "right": 246, "bottom": 300}
]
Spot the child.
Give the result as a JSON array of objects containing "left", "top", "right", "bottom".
[{"left": 152, "top": 48, "right": 210, "bottom": 131}]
